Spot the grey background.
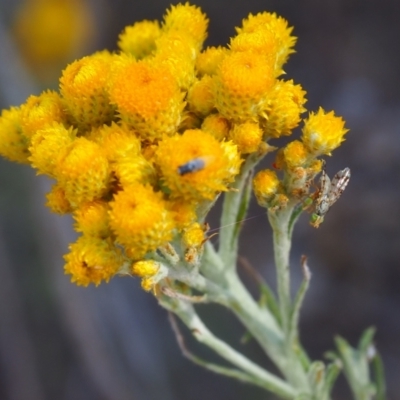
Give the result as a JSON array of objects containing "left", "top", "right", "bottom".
[{"left": 0, "top": 1, "right": 399, "bottom": 399}]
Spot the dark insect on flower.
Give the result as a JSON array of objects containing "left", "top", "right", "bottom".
[{"left": 177, "top": 157, "right": 207, "bottom": 175}]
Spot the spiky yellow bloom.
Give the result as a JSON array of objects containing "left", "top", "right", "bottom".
[
  {"left": 109, "top": 185, "right": 175, "bottom": 259},
  {"left": 60, "top": 51, "right": 116, "bottom": 131},
  {"left": 73, "top": 200, "right": 111, "bottom": 238},
  {"left": 201, "top": 114, "right": 230, "bottom": 141},
  {"left": 0, "top": 107, "right": 30, "bottom": 164},
  {"left": 153, "top": 32, "right": 196, "bottom": 89},
  {"left": 113, "top": 155, "right": 156, "bottom": 187},
  {"left": 155, "top": 129, "right": 241, "bottom": 201},
  {"left": 162, "top": 3, "right": 208, "bottom": 52},
  {"left": 230, "top": 29, "right": 279, "bottom": 69},
  {"left": 21, "top": 91, "right": 66, "bottom": 139},
  {"left": 29, "top": 123, "right": 75, "bottom": 176},
  {"left": 45, "top": 183, "right": 72, "bottom": 214},
  {"left": 88, "top": 123, "right": 141, "bottom": 162},
  {"left": 230, "top": 122, "right": 263, "bottom": 154},
  {"left": 187, "top": 75, "right": 215, "bottom": 116},
  {"left": 64, "top": 236, "right": 123, "bottom": 286},
  {"left": 253, "top": 169, "right": 280, "bottom": 207},
  {"left": 262, "top": 80, "right": 307, "bottom": 138},
  {"left": 213, "top": 51, "right": 275, "bottom": 121},
  {"left": 55, "top": 137, "right": 110, "bottom": 207},
  {"left": 302, "top": 108, "right": 348, "bottom": 156},
  {"left": 196, "top": 46, "right": 228, "bottom": 76},
  {"left": 238, "top": 12, "right": 296, "bottom": 69},
  {"left": 182, "top": 222, "right": 205, "bottom": 248},
  {"left": 118, "top": 20, "right": 160, "bottom": 58},
  {"left": 109, "top": 59, "right": 185, "bottom": 140},
  {"left": 283, "top": 140, "right": 308, "bottom": 169}
]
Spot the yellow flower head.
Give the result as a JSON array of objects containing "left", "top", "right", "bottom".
[
  {"left": 113, "top": 155, "right": 156, "bottom": 188},
  {"left": 301, "top": 107, "right": 348, "bottom": 156},
  {"left": 162, "top": 3, "right": 208, "bottom": 52},
  {"left": 182, "top": 222, "right": 205, "bottom": 248},
  {"left": 253, "top": 169, "right": 280, "bottom": 207},
  {"left": 201, "top": 114, "right": 230, "bottom": 141},
  {"left": 283, "top": 140, "right": 308, "bottom": 169},
  {"left": 46, "top": 183, "right": 72, "bottom": 214},
  {"left": 109, "top": 59, "right": 185, "bottom": 140},
  {"left": 60, "top": 51, "right": 116, "bottom": 131},
  {"left": 109, "top": 184, "right": 175, "bottom": 259},
  {"left": 238, "top": 12, "right": 296, "bottom": 69},
  {"left": 73, "top": 200, "right": 111, "bottom": 238},
  {"left": 153, "top": 32, "right": 196, "bottom": 89},
  {"left": 155, "top": 129, "right": 242, "bottom": 201},
  {"left": 196, "top": 46, "right": 228, "bottom": 76},
  {"left": 132, "top": 260, "right": 160, "bottom": 277},
  {"left": 29, "top": 123, "right": 75, "bottom": 176},
  {"left": 187, "top": 75, "right": 215, "bottom": 116},
  {"left": 132, "top": 260, "right": 161, "bottom": 291},
  {"left": 213, "top": 51, "right": 275, "bottom": 121},
  {"left": 262, "top": 80, "right": 307, "bottom": 138},
  {"left": 118, "top": 20, "right": 161, "bottom": 59},
  {"left": 64, "top": 236, "right": 123, "bottom": 286},
  {"left": 55, "top": 137, "right": 110, "bottom": 207},
  {"left": 88, "top": 122, "right": 141, "bottom": 162},
  {"left": 230, "top": 29, "right": 279, "bottom": 70},
  {"left": 230, "top": 122, "right": 263, "bottom": 154},
  {"left": 21, "top": 90, "right": 66, "bottom": 139},
  {"left": 0, "top": 106, "right": 30, "bottom": 164}
]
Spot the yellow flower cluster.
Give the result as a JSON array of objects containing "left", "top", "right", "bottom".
[{"left": 0, "top": 3, "right": 349, "bottom": 286}]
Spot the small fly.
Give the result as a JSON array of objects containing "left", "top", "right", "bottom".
[
  {"left": 177, "top": 156, "right": 213, "bottom": 175},
  {"left": 310, "top": 167, "right": 351, "bottom": 227}
]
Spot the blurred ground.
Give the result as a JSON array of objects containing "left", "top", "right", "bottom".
[{"left": 0, "top": 1, "right": 399, "bottom": 399}]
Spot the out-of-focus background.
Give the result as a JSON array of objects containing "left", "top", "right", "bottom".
[{"left": 0, "top": 1, "right": 399, "bottom": 399}]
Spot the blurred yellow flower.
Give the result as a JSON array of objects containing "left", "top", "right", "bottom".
[{"left": 13, "top": 0, "right": 95, "bottom": 82}]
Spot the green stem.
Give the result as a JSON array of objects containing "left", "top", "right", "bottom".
[
  {"left": 162, "top": 297, "right": 297, "bottom": 399},
  {"left": 218, "top": 153, "right": 265, "bottom": 267},
  {"left": 268, "top": 203, "right": 295, "bottom": 335}
]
